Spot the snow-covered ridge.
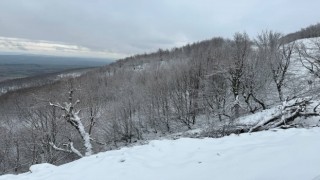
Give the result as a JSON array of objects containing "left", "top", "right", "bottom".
[
  {"left": 0, "top": 69, "right": 89, "bottom": 96},
  {"left": 1, "top": 127, "right": 320, "bottom": 180}
]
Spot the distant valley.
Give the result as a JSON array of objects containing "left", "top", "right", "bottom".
[{"left": 0, "top": 54, "right": 111, "bottom": 82}]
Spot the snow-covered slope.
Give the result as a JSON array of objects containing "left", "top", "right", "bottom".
[
  {"left": 285, "top": 37, "right": 320, "bottom": 98},
  {"left": 1, "top": 127, "right": 320, "bottom": 180}
]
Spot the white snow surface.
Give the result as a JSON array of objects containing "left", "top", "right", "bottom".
[
  {"left": 1, "top": 127, "right": 320, "bottom": 180},
  {"left": 237, "top": 106, "right": 280, "bottom": 125}
]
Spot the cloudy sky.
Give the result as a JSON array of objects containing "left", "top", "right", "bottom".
[{"left": 0, "top": 0, "right": 319, "bottom": 59}]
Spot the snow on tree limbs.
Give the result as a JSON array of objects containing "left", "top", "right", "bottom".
[
  {"left": 248, "top": 97, "right": 318, "bottom": 133},
  {"left": 49, "top": 89, "right": 93, "bottom": 157}
]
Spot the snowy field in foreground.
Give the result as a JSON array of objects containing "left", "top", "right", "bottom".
[{"left": 1, "top": 128, "right": 320, "bottom": 180}]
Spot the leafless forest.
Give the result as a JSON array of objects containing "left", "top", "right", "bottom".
[{"left": 1, "top": 24, "right": 320, "bottom": 174}]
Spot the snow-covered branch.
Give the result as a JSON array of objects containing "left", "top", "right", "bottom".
[
  {"left": 249, "top": 97, "right": 314, "bottom": 132},
  {"left": 49, "top": 141, "right": 83, "bottom": 158},
  {"left": 49, "top": 89, "right": 93, "bottom": 157},
  {"left": 69, "top": 142, "right": 84, "bottom": 158}
]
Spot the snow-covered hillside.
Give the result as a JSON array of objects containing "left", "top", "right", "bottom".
[
  {"left": 285, "top": 37, "right": 320, "bottom": 98},
  {"left": 1, "top": 127, "right": 320, "bottom": 180}
]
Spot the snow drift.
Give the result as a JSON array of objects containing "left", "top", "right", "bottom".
[{"left": 1, "top": 127, "right": 320, "bottom": 180}]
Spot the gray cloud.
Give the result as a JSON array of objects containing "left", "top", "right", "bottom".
[
  {"left": 0, "top": 0, "right": 319, "bottom": 58},
  {"left": 0, "top": 36, "right": 124, "bottom": 59}
]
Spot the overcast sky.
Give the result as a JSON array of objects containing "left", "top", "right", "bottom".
[{"left": 0, "top": 0, "right": 319, "bottom": 59}]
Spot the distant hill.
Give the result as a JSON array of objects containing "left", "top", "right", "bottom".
[{"left": 282, "top": 23, "right": 320, "bottom": 43}]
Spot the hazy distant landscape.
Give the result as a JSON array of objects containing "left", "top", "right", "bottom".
[{"left": 0, "top": 54, "right": 110, "bottom": 82}]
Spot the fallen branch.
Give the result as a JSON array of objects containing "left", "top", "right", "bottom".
[{"left": 249, "top": 97, "right": 315, "bottom": 133}]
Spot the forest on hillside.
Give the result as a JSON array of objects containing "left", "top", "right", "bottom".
[
  {"left": 1, "top": 25, "right": 320, "bottom": 174},
  {"left": 282, "top": 22, "right": 320, "bottom": 43}
]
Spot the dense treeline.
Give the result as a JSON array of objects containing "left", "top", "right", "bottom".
[
  {"left": 1, "top": 28, "right": 320, "bottom": 174},
  {"left": 282, "top": 22, "right": 320, "bottom": 43}
]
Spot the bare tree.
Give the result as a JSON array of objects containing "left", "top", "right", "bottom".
[
  {"left": 297, "top": 38, "right": 320, "bottom": 78},
  {"left": 203, "top": 71, "right": 230, "bottom": 121},
  {"left": 256, "top": 31, "right": 294, "bottom": 101},
  {"left": 49, "top": 88, "right": 92, "bottom": 157},
  {"left": 228, "top": 32, "right": 251, "bottom": 118},
  {"left": 241, "top": 51, "right": 269, "bottom": 112}
]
